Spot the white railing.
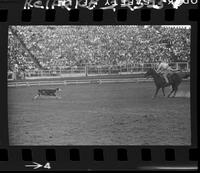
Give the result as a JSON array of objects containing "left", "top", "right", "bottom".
[
  {"left": 8, "top": 62, "right": 189, "bottom": 80},
  {"left": 7, "top": 78, "right": 155, "bottom": 87}
]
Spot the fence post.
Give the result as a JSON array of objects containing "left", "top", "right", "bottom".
[
  {"left": 176, "top": 62, "right": 179, "bottom": 70},
  {"left": 142, "top": 63, "right": 144, "bottom": 72},
  {"left": 131, "top": 64, "right": 132, "bottom": 73},
  {"left": 85, "top": 65, "right": 88, "bottom": 77},
  {"left": 186, "top": 62, "right": 189, "bottom": 71}
]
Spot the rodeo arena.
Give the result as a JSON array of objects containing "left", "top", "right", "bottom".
[{"left": 8, "top": 25, "right": 191, "bottom": 145}]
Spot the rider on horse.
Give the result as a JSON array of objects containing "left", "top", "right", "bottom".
[{"left": 156, "top": 59, "right": 176, "bottom": 84}]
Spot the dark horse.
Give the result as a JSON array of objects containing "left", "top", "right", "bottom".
[{"left": 144, "top": 68, "right": 190, "bottom": 98}]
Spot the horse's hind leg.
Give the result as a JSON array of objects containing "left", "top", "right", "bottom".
[
  {"left": 162, "top": 87, "right": 165, "bottom": 97},
  {"left": 153, "top": 87, "right": 160, "bottom": 99}
]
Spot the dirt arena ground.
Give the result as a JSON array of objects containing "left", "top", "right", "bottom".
[{"left": 8, "top": 81, "right": 191, "bottom": 145}]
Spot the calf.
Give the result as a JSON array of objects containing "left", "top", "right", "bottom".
[{"left": 33, "top": 88, "right": 62, "bottom": 99}]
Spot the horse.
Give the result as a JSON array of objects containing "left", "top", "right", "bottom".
[{"left": 144, "top": 68, "right": 190, "bottom": 98}]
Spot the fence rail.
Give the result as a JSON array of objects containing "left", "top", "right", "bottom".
[
  {"left": 8, "top": 77, "right": 190, "bottom": 88},
  {"left": 8, "top": 62, "right": 190, "bottom": 81},
  {"left": 7, "top": 78, "right": 157, "bottom": 87}
]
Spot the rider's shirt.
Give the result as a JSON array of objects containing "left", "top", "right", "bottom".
[{"left": 157, "top": 62, "right": 170, "bottom": 73}]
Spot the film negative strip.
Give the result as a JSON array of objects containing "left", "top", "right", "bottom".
[{"left": 0, "top": 0, "right": 199, "bottom": 171}]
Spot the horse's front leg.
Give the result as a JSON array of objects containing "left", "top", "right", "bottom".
[
  {"left": 172, "top": 87, "right": 178, "bottom": 97},
  {"left": 152, "top": 87, "right": 160, "bottom": 99},
  {"left": 162, "top": 87, "right": 165, "bottom": 97},
  {"left": 168, "top": 88, "right": 174, "bottom": 98}
]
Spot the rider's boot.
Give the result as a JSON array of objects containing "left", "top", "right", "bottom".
[
  {"left": 164, "top": 76, "right": 169, "bottom": 85},
  {"left": 165, "top": 78, "right": 169, "bottom": 85}
]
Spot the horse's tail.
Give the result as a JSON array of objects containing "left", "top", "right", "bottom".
[
  {"left": 180, "top": 72, "right": 190, "bottom": 79},
  {"left": 183, "top": 72, "right": 190, "bottom": 79}
]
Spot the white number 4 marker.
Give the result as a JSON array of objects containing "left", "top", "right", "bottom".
[
  {"left": 25, "top": 162, "right": 51, "bottom": 169},
  {"left": 44, "top": 162, "right": 51, "bottom": 169}
]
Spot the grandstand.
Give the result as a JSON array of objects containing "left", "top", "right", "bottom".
[{"left": 8, "top": 25, "right": 190, "bottom": 81}]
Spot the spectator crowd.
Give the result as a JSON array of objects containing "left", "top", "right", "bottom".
[{"left": 8, "top": 25, "right": 190, "bottom": 79}]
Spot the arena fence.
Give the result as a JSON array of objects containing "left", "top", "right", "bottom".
[
  {"left": 8, "top": 62, "right": 189, "bottom": 81},
  {"left": 7, "top": 77, "right": 190, "bottom": 88},
  {"left": 8, "top": 78, "right": 156, "bottom": 87}
]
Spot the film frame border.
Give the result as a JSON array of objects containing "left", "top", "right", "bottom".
[{"left": 0, "top": 0, "right": 199, "bottom": 171}]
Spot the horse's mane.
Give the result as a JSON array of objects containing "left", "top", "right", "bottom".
[{"left": 149, "top": 68, "right": 159, "bottom": 75}]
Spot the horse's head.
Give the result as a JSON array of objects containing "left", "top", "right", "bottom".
[{"left": 144, "top": 68, "right": 156, "bottom": 78}]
